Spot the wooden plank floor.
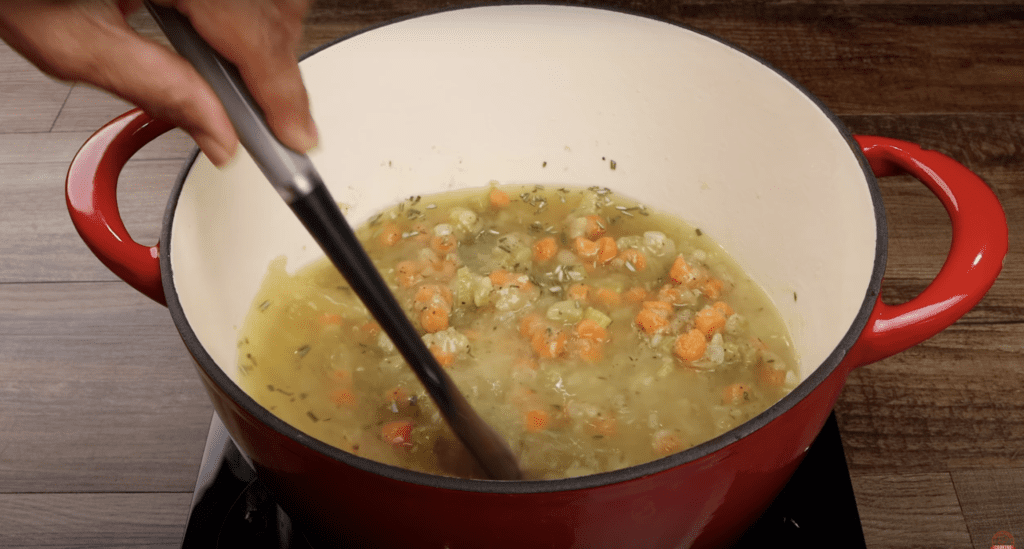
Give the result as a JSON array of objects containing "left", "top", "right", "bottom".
[{"left": 1, "top": 2, "right": 1021, "bottom": 548}]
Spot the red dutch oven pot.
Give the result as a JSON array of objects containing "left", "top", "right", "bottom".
[{"left": 65, "top": 6, "right": 1007, "bottom": 548}]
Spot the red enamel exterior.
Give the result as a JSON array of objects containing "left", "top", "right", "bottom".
[{"left": 66, "top": 109, "right": 1007, "bottom": 548}]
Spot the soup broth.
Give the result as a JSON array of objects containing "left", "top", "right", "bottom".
[{"left": 236, "top": 184, "right": 798, "bottom": 479}]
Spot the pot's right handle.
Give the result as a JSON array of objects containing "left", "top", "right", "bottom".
[
  {"left": 66, "top": 108, "right": 175, "bottom": 306},
  {"left": 844, "top": 136, "right": 1007, "bottom": 368}
]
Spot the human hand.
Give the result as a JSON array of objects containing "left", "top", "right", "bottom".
[{"left": 0, "top": 0, "right": 317, "bottom": 167}]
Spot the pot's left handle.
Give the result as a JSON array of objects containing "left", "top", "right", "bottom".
[{"left": 66, "top": 108, "right": 175, "bottom": 306}]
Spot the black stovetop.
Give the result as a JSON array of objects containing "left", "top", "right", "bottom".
[{"left": 180, "top": 413, "right": 865, "bottom": 548}]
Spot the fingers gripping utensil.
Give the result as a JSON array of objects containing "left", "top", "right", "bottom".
[{"left": 144, "top": 2, "right": 522, "bottom": 480}]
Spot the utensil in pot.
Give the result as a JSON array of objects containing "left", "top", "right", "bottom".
[{"left": 143, "top": 1, "right": 521, "bottom": 481}]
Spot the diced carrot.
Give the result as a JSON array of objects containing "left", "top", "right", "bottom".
[
  {"left": 420, "top": 304, "right": 450, "bottom": 333},
  {"left": 652, "top": 429, "right": 683, "bottom": 455},
  {"left": 674, "top": 328, "right": 707, "bottom": 362},
  {"left": 623, "top": 286, "right": 648, "bottom": 303},
  {"left": 713, "top": 300, "right": 734, "bottom": 317},
  {"left": 635, "top": 308, "right": 669, "bottom": 335},
  {"left": 584, "top": 215, "right": 607, "bottom": 239},
  {"left": 430, "top": 233, "right": 458, "bottom": 254},
  {"left": 381, "top": 420, "right": 414, "bottom": 448},
  {"left": 758, "top": 365, "right": 788, "bottom": 387},
  {"left": 574, "top": 319, "right": 608, "bottom": 342},
  {"left": 722, "top": 383, "right": 752, "bottom": 405},
  {"left": 319, "top": 313, "right": 343, "bottom": 326},
  {"left": 489, "top": 269, "right": 512, "bottom": 286},
  {"left": 531, "top": 328, "right": 567, "bottom": 358},
  {"left": 567, "top": 283, "right": 590, "bottom": 301},
  {"left": 429, "top": 344, "right": 457, "bottom": 367},
  {"left": 616, "top": 248, "right": 647, "bottom": 271},
  {"left": 532, "top": 236, "right": 558, "bottom": 262},
  {"left": 359, "top": 322, "right": 381, "bottom": 338},
  {"left": 573, "top": 338, "right": 604, "bottom": 363},
  {"left": 329, "top": 388, "right": 358, "bottom": 408},
  {"left": 656, "top": 285, "right": 682, "bottom": 304},
  {"left": 379, "top": 222, "right": 402, "bottom": 247},
  {"left": 573, "top": 237, "right": 600, "bottom": 261},
  {"left": 702, "top": 278, "right": 724, "bottom": 300},
  {"left": 489, "top": 187, "right": 511, "bottom": 209},
  {"left": 594, "top": 288, "right": 621, "bottom": 308},
  {"left": 519, "top": 313, "right": 545, "bottom": 338},
  {"left": 525, "top": 409, "right": 550, "bottom": 432},
  {"left": 596, "top": 236, "right": 618, "bottom": 264},
  {"left": 669, "top": 256, "right": 692, "bottom": 284},
  {"left": 396, "top": 260, "right": 422, "bottom": 288},
  {"left": 695, "top": 306, "right": 727, "bottom": 338}
]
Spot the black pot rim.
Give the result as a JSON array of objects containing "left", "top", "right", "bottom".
[{"left": 160, "top": 2, "right": 886, "bottom": 495}]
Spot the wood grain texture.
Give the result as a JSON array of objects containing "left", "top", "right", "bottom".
[
  {"left": 0, "top": 283, "right": 213, "bottom": 493},
  {"left": 851, "top": 473, "right": 973, "bottom": 549},
  {"left": 952, "top": 468, "right": 1024, "bottom": 549},
  {"left": 0, "top": 492, "right": 191, "bottom": 549}
]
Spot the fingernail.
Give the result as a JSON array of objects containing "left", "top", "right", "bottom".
[
  {"left": 294, "top": 116, "right": 319, "bottom": 152},
  {"left": 199, "top": 135, "right": 237, "bottom": 168}
]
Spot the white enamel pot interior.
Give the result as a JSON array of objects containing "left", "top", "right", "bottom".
[{"left": 164, "top": 2, "right": 879, "bottom": 492}]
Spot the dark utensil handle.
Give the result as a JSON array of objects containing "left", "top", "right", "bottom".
[
  {"left": 145, "top": 1, "right": 316, "bottom": 203},
  {"left": 144, "top": 1, "right": 521, "bottom": 480},
  {"left": 290, "top": 184, "right": 522, "bottom": 480}
]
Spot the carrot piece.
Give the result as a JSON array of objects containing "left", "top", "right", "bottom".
[
  {"left": 532, "top": 236, "right": 558, "bottom": 262},
  {"left": 594, "top": 288, "right": 621, "bottom": 308},
  {"left": 722, "top": 383, "right": 753, "bottom": 405},
  {"left": 489, "top": 187, "right": 511, "bottom": 208},
  {"left": 651, "top": 429, "right": 683, "bottom": 456},
  {"left": 758, "top": 365, "right": 788, "bottom": 387},
  {"left": 635, "top": 308, "right": 670, "bottom": 335},
  {"left": 596, "top": 236, "right": 618, "bottom": 264},
  {"left": 489, "top": 269, "right": 513, "bottom": 286},
  {"left": 574, "top": 319, "right": 608, "bottom": 342},
  {"left": 396, "top": 260, "right": 422, "bottom": 288},
  {"left": 429, "top": 344, "right": 456, "bottom": 367},
  {"left": 573, "top": 338, "right": 604, "bottom": 363},
  {"left": 381, "top": 420, "right": 414, "bottom": 448},
  {"left": 531, "top": 328, "right": 567, "bottom": 358},
  {"left": 584, "top": 215, "right": 607, "bottom": 239},
  {"left": 702, "top": 278, "right": 724, "bottom": 300},
  {"left": 712, "top": 300, "right": 734, "bottom": 317},
  {"left": 673, "top": 329, "right": 707, "bottom": 362},
  {"left": 525, "top": 409, "right": 550, "bottom": 432},
  {"left": 519, "top": 313, "right": 545, "bottom": 338},
  {"left": 623, "top": 286, "right": 648, "bottom": 304},
  {"left": 430, "top": 233, "right": 458, "bottom": 254},
  {"left": 329, "top": 388, "right": 358, "bottom": 408},
  {"left": 669, "top": 256, "right": 692, "bottom": 284},
  {"left": 379, "top": 222, "right": 402, "bottom": 247},
  {"left": 695, "top": 306, "right": 727, "bottom": 338},
  {"left": 573, "top": 237, "right": 600, "bottom": 261},
  {"left": 420, "top": 304, "right": 450, "bottom": 333},
  {"left": 319, "top": 313, "right": 343, "bottom": 326},
  {"left": 616, "top": 248, "right": 647, "bottom": 271},
  {"left": 359, "top": 321, "right": 381, "bottom": 339},
  {"left": 567, "top": 283, "right": 590, "bottom": 301}
]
